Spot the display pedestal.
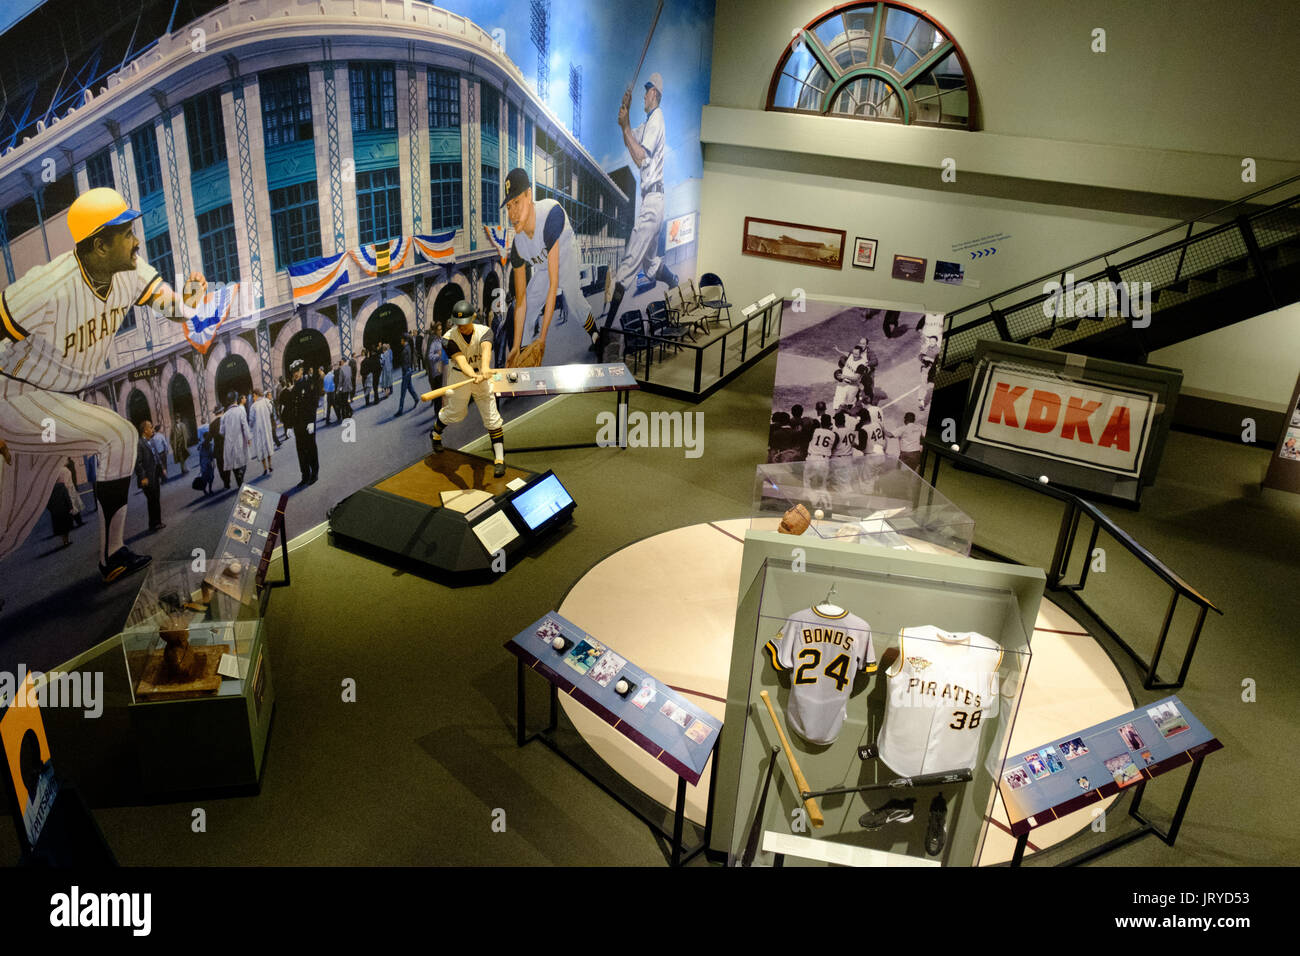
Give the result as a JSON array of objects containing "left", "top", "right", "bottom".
[
  {"left": 329, "top": 450, "right": 574, "bottom": 577},
  {"left": 130, "top": 649, "right": 273, "bottom": 796}
]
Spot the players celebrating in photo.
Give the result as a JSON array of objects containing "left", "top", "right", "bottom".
[
  {"left": 501, "top": 167, "right": 594, "bottom": 367},
  {"left": 0, "top": 187, "right": 207, "bottom": 587}
]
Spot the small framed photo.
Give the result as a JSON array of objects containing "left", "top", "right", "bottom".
[
  {"left": 851, "top": 237, "right": 878, "bottom": 270},
  {"left": 892, "top": 254, "right": 927, "bottom": 282}
]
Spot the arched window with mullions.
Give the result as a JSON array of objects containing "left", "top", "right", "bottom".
[{"left": 767, "top": 3, "right": 976, "bottom": 130}]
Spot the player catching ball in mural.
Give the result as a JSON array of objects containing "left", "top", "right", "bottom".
[
  {"left": 0, "top": 187, "right": 208, "bottom": 593},
  {"left": 502, "top": 167, "right": 594, "bottom": 367}
]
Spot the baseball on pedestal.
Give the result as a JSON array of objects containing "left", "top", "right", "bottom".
[
  {"left": 814, "top": 509, "right": 824, "bottom": 520},
  {"left": 615, "top": 679, "right": 629, "bottom": 695},
  {"left": 552, "top": 636, "right": 565, "bottom": 651},
  {"left": 1038, "top": 475, "right": 1050, "bottom": 484},
  {"left": 507, "top": 371, "right": 518, "bottom": 382},
  {"left": 950, "top": 444, "right": 960, "bottom": 451}
]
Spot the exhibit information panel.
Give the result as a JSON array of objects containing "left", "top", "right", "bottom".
[
  {"left": 487, "top": 362, "right": 638, "bottom": 397},
  {"left": 504, "top": 612, "right": 721, "bottom": 785},
  {"left": 999, "top": 696, "right": 1222, "bottom": 836}
]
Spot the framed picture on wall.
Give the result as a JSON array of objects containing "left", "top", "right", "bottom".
[
  {"left": 742, "top": 216, "right": 846, "bottom": 270},
  {"left": 851, "top": 237, "right": 878, "bottom": 269},
  {"left": 892, "top": 254, "right": 927, "bottom": 282}
]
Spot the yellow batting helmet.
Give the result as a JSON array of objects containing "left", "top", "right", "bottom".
[{"left": 68, "top": 187, "right": 141, "bottom": 244}]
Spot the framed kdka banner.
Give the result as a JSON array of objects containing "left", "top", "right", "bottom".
[{"left": 961, "top": 342, "right": 1182, "bottom": 507}]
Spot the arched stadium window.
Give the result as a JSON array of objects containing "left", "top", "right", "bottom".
[{"left": 767, "top": 3, "right": 975, "bottom": 129}]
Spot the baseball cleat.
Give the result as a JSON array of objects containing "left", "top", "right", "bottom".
[
  {"left": 858, "top": 798, "right": 915, "bottom": 830},
  {"left": 925, "top": 794, "right": 947, "bottom": 856},
  {"left": 429, "top": 432, "right": 443, "bottom": 454},
  {"left": 99, "top": 548, "right": 152, "bottom": 583},
  {"left": 493, "top": 460, "right": 506, "bottom": 478}
]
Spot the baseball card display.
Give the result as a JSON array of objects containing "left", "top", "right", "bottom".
[
  {"left": 875, "top": 626, "right": 1004, "bottom": 777},
  {"left": 764, "top": 604, "right": 876, "bottom": 745}
]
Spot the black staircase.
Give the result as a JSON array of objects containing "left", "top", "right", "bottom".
[{"left": 937, "top": 174, "right": 1300, "bottom": 388}]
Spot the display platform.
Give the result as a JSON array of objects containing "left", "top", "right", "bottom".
[
  {"left": 556, "top": 519, "right": 1131, "bottom": 863},
  {"left": 329, "top": 450, "right": 575, "bottom": 576}
]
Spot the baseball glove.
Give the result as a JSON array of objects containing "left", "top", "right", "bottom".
[
  {"left": 512, "top": 340, "right": 545, "bottom": 368},
  {"left": 778, "top": 504, "right": 811, "bottom": 536}
]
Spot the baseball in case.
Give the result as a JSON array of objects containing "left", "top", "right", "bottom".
[
  {"left": 717, "top": 531, "right": 1041, "bottom": 867},
  {"left": 751, "top": 460, "right": 974, "bottom": 556}
]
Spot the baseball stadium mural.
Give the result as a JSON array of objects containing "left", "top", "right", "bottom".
[{"left": 0, "top": 0, "right": 714, "bottom": 667}]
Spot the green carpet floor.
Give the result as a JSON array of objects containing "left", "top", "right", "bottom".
[{"left": 4, "top": 353, "right": 1296, "bottom": 866}]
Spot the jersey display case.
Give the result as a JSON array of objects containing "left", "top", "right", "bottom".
[
  {"left": 751, "top": 459, "right": 975, "bottom": 556},
  {"left": 118, "top": 560, "right": 274, "bottom": 794},
  {"left": 715, "top": 530, "right": 1043, "bottom": 866}
]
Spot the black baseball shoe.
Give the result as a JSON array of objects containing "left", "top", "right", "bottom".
[
  {"left": 429, "top": 432, "right": 443, "bottom": 454},
  {"left": 858, "top": 797, "right": 915, "bottom": 830},
  {"left": 493, "top": 460, "right": 506, "bottom": 478},
  {"left": 99, "top": 548, "right": 152, "bottom": 583},
  {"left": 655, "top": 263, "right": 679, "bottom": 288},
  {"left": 925, "top": 794, "right": 948, "bottom": 857}
]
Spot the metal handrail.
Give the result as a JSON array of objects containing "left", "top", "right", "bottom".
[
  {"left": 920, "top": 437, "right": 1218, "bottom": 613},
  {"left": 947, "top": 172, "right": 1300, "bottom": 329}
]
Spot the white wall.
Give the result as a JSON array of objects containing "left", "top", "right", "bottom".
[
  {"left": 700, "top": 0, "right": 1300, "bottom": 406},
  {"left": 1150, "top": 302, "right": 1300, "bottom": 410},
  {"left": 712, "top": 0, "right": 1300, "bottom": 159},
  {"left": 700, "top": 159, "right": 1175, "bottom": 317}
]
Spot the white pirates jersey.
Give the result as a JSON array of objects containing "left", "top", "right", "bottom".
[
  {"left": 806, "top": 426, "right": 836, "bottom": 459},
  {"left": 0, "top": 251, "right": 161, "bottom": 393},
  {"left": 831, "top": 424, "right": 857, "bottom": 457},
  {"left": 509, "top": 199, "right": 580, "bottom": 316},
  {"left": 443, "top": 322, "right": 493, "bottom": 374},
  {"left": 877, "top": 626, "right": 1004, "bottom": 777},
  {"left": 832, "top": 382, "right": 858, "bottom": 409},
  {"left": 843, "top": 351, "right": 871, "bottom": 382},
  {"left": 765, "top": 605, "right": 875, "bottom": 745},
  {"left": 860, "top": 406, "right": 886, "bottom": 452}
]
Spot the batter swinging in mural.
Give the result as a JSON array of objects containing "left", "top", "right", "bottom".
[{"left": 0, "top": 188, "right": 209, "bottom": 600}]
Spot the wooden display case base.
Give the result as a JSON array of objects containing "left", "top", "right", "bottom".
[{"left": 134, "top": 645, "right": 230, "bottom": 701}]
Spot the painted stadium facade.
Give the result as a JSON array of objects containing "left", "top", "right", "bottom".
[{"left": 0, "top": 0, "right": 630, "bottom": 436}]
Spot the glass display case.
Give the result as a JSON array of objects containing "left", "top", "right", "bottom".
[
  {"left": 120, "top": 561, "right": 274, "bottom": 794},
  {"left": 751, "top": 459, "right": 975, "bottom": 556},
  {"left": 716, "top": 530, "right": 1044, "bottom": 867}
]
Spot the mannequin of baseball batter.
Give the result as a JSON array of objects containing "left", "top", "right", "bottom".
[{"left": 428, "top": 300, "right": 507, "bottom": 478}]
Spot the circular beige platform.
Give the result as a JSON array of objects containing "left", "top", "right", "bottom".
[{"left": 557, "top": 519, "right": 1131, "bottom": 865}]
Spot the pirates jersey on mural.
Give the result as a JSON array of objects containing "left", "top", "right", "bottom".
[
  {"left": 765, "top": 604, "right": 876, "bottom": 745},
  {"left": 876, "top": 626, "right": 1004, "bottom": 777},
  {"left": 0, "top": 251, "right": 160, "bottom": 393}
]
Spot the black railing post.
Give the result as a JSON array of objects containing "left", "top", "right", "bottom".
[
  {"left": 1237, "top": 215, "right": 1278, "bottom": 309},
  {"left": 1146, "top": 592, "right": 1179, "bottom": 688}
]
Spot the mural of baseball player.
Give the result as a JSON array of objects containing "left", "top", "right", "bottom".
[
  {"left": 501, "top": 168, "right": 594, "bottom": 367},
  {"left": 0, "top": 187, "right": 207, "bottom": 590},
  {"left": 592, "top": 71, "right": 677, "bottom": 344},
  {"left": 428, "top": 300, "right": 507, "bottom": 478}
]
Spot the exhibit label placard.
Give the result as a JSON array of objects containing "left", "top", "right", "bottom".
[{"left": 968, "top": 363, "right": 1158, "bottom": 477}]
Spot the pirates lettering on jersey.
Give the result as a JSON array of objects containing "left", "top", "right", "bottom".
[
  {"left": 800, "top": 627, "right": 854, "bottom": 649},
  {"left": 63, "top": 306, "right": 132, "bottom": 357},
  {"left": 900, "top": 677, "right": 984, "bottom": 710}
]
